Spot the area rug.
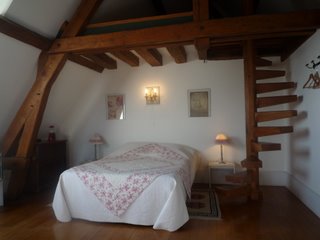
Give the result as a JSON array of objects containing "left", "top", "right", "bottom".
[{"left": 187, "top": 189, "right": 221, "bottom": 220}]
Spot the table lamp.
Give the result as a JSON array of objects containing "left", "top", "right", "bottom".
[
  {"left": 215, "top": 133, "right": 228, "bottom": 164},
  {"left": 89, "top": 133, "right": 104, "bottom": 160}
]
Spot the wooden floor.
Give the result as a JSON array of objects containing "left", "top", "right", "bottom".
[{"left": 1, "top": 186, "right": 320, "bottom": 240}]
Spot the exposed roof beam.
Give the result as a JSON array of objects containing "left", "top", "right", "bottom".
[
  {"left": 242, "top": 0, "right": 255, "bottom": 15},
  {"left": 0, "top": 15, "right": 105, "bottom": 73},
  {"left": 167, "top": 46, "right": 187, "bottom": 64},
  {"left": 60, "top": 1, "right": 103, "bottom": 38},
  {"left": 68, "top": 54, "right": 104, "bottom": 72},
  {"left": 0, "top": 16, "right": 52, "bottom": 50},
  {"left": 49, "top": 10, "right": 320, "bottom": 54},
  {"left": 193, "top": 0, "right": 210, "bottom": 60},
  {"left": 195, "top": 37, "right": 210, "bottom": 60},
  {"left": 193, "top": 0, "right": 209, "bottom": 21},
  {"left": 134, "top": 48, "right": 162, "bottom": 66},
  {"left": 84, "top": 53, "right": 117, "bottom": 69},
  {"left": 109, "top": 50, "right": 139, "bottom": 67}
]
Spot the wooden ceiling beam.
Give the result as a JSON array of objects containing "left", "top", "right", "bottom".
[
  {"left": 193, "top": 0, "right": 209, "bottom": 21},
  {"left": 68, "top": 54, "right": 104, "bottom": 72},
  {"left": 195, "top": 38, "right": 210, "bottom": 60},
  {"left": 242, "top": 0, "right": 255, "bottom": 15},
  {"left": 193, "top": 0, "right": 210, "bottom": 60},
  {"left": 49, "top": 10, "right": 320, "bottom": 54},
  {"left": 134, "top": 48, "right": 162, "bottom": 66},
  {"left": 166, "top": 46, "right": 187, "bottom": 64},
  {"left": 109, "top": 50, "right": 139, "bottom": 67},
  {"left": 84, "top": 53, "right": 117, "bottom": 69},
  {"left": 0, "top": 16, "right": 52, "bottom": 50}
]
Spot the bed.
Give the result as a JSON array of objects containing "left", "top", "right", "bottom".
[{"left": 52, "top": 142, "right": 200, "bottom": 232}]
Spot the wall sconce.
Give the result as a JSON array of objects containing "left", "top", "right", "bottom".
[
  {"left": 89, "top": 133, "right": 104, "bottom": 160},
  {"left": 145, "top": 86, "right": 160, "bottom": 104},
  {"left": 215, "top": 133, "right": 228, "bottom": 164}
]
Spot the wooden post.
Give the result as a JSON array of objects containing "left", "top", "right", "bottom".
[
  {"left": 242, "top": 40, "right": 262, "bottom": 200},
  {"left": 193, "top": 0, "right": 210, "bottom": 60}
]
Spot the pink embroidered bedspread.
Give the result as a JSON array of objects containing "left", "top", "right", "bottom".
[{"left": 73, "top": 143, "right": 192, "bottom": 217}]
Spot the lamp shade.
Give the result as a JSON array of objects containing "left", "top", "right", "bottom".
[
  {"left": 89, "top": 133, "right": 104, "bottom": 145},
  {"left": 215, "top": 133, "right": 228, "bottom": 143}
]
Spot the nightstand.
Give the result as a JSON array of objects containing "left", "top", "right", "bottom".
[{"left": 208, "top": 161, "right": 235, "bottom": 188}]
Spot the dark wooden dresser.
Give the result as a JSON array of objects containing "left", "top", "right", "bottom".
[{"left": 26, "top": 140, "right": 67, "bottom": 192}]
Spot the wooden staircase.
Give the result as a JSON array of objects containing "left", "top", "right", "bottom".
[{"left": 218, "top": 45, "right": 298, "bottom": 200}]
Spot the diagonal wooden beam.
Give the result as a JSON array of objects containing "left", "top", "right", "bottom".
[
  {"left": 2, "top": 0, "right": 103, "bottom": 199},
  {"left": 68, "top": 54, "right": 104, "bottom": 72},
  {"left": 3, "top": 0, "right": 104, "bottom": 157},
  {"left": 84, "top": 53, "right": 117, "bottom": 69},
  {"left": 109, "top": 50, "right": 139, "bottom": 67},
  {"left": 167, "top": 46, "right": 187, "bottom": 63},
  {"left": 49, "top": 10, "right": 320, "bottom": 54},
  {"left": 0, "top": 16, "right": 52, "bottom": 50},
  {"left": 134, "top": 48, "right": 162, "bottom": 66}
]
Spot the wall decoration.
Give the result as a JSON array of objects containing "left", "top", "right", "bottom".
[
  {"left": 303, "top": 72, "right": 320, "bottom": 89},
  {"left": 304, "top": 56, "right": 320, "bottom": 89},
  {"left": 106, "top": 94, "right": 125, "bottom": 120},
  {"left": 145, "top": 86, "right": 160, "bottom": 104},
  {"left": 188, "top": 89, "right": 211, "bottom": 117}
]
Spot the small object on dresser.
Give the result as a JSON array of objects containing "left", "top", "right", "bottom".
[{"left": 47, "top": 125, "right": 56, "bottom": 142}]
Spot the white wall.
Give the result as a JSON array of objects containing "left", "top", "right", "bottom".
[
  {"left": 0, "top": 34, "right": 39, "bottom": 145},
  {"left": 40, "top": 47, "right": 248, "bottom": 183},
  {"left": 286, "top": 29, "right": 320, "bottom": 217},
  {"left": 5, "top": 0, "right": 79, "bottom": 38},
  {"left": 38, "top": 47, "right": 288, "bottom": 183}
]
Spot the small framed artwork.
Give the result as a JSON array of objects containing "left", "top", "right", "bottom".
[
  {"left": 106, "top": 94, "right": 125, "bottom": 120},
  {"left": 188, "top": 89, "right": 211, "bottom": 117}
]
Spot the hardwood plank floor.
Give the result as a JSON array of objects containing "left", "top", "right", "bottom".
[{"left": 1, "top": 186, "right": 320, "bottom": 240}]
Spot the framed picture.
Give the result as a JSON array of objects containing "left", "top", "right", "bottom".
[
  {"left": 188, "top": 89, "right": 211, "bottom": 117},
  {"left": 106, "top": 94, "right": 125, "bottom": 120}
]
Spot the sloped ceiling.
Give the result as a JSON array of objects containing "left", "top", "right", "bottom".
[
  {"left": 90, "top": 0, "right": 320, "bottom": 23},
  {"left": 4, "top": 0, "right": 320, "bottom": 38}
]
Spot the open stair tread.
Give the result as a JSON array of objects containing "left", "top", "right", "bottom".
[
  {"left": 252, "top": 141, "right": 281, "bottom": 152},
  {"left": 255, "top": 70, "right": 286, "bottom": 80},
  {"left": 256, "top": 58, "right": 273, "bottom": 67},
  {"left": 254, "top": 126, "right": 293, "bottom": 137},
  {"left": 256, "top": 82, "right": 297, "bottom": 94},
  {"left": 255, "top": 110, "right": 298, "bottom": 122},
  {"left": 257, "top": 95, "right": 298, "bottom": 108}
]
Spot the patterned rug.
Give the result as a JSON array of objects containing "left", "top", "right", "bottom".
[{"left": 187, "top": 189, "right": 221, "bottom": 220}]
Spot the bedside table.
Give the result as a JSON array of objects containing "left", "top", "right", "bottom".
[{"left": 208, "top": 161, "right": 235, "bottom": 188}]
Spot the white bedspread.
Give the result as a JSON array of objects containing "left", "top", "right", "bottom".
[{"left": 52, "top": 142, "right": 200, "bottom": 231}]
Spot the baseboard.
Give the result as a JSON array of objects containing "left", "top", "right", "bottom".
[
  {"left": 286, "top": 174, "right": 320, "bottom": 218},
  {"left": 260, "top": 170, "right": 320, "bottom": 218}
]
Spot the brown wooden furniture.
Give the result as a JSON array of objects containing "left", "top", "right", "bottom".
[{"left": 25, "top": 140, "right": 67, "bottom": 193}]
